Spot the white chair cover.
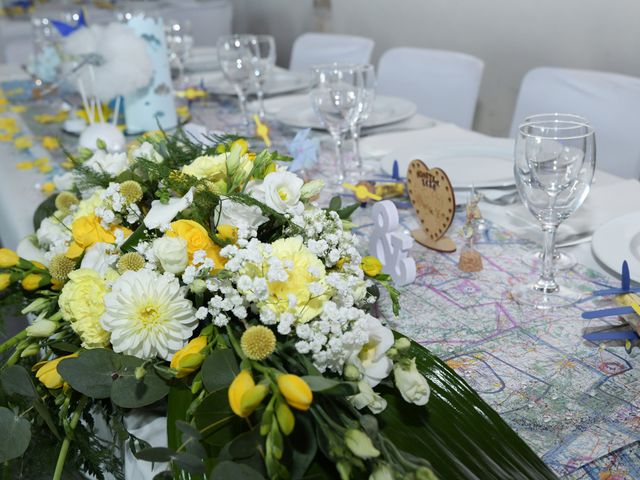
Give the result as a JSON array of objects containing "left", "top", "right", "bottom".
[
  {"left": 510, "top": 67, "right": 640, "bottom": 179},
  {"left": 289, "top": 32, "right": 374, "bottom": 72},
  {"left": 376, "top": 47, "right": 484, "bottom": 129}
]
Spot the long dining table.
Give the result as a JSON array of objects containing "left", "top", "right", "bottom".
[{"left": 1, "top": 61, "right": 639, "bottom": 479}]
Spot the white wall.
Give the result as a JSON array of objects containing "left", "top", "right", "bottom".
[{"left": 330, "top": 0, "right": 640, "bottom": 136}]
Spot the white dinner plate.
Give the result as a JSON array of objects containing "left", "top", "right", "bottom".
[
  {"left": 196, "top": 67, "right": 309, "bottom": 96},
  {"left": 273, "top": 95, "right": 417, "bottom": 130},
  {"left": 592, "top": 212, "right": 640, "bottom": 282}
]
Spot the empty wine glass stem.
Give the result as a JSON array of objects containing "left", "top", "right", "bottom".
[
  {"left": 234, "top": 85, "right": 250, "bottom": 133},
  {"left": 535, "top": 224, "right": 559, "bottom": 294},
  {"left": 351, "top": 125, "right": 362, "bottom": 173},
  {"left": 256, "top": 87, "right": 266, "bottom": 119},
  {"left": 334, "top": 134, "right": 346, "bottom": 183}
]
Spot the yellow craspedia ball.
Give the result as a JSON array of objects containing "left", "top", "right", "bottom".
[
  {"left": 241, "top": 326, "right": 276, "bottom": 361},
  {"left": 0, "top": 248, "right": 19, "bottom": 268},
  {"left": 49, "top": 254, "right": 76, "bottom": 282},
  {"left": 54, "top": 192, "right": 79, "bottom": 213},
  {"left": 120, "top": 180, "right": 143, "bottom": 204},
  {"left": 117, "top": 252, "right": 146, "bottom": 273},
  {"left": 58, "top": 269, "right": 110, "bottom": 349}
]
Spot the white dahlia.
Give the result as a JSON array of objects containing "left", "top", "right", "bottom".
[{"left": 100, "top": 269, "right": 198, "bottom": 360}]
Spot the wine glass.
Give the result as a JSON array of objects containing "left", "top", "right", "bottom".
[
  {"left": 521, "top": 113, "right": 591, "bottom": 271},
  {"left": 165, "top": 19, "right": 194, "bottom": 87},
  {"left": 350, "top": 64, "right": 376, "bottom": 177},
  {"left": 217, "top": 34, "right": 257, "bottom": 133},
  {"left": 249, "top": 35, "right": 276, "bottom": 119},
  {"left": 310, "top": 64, "right": 363, "bottom": 184},
  {"left": 512, "top": 118, "right": 595, "bottom": 309}
]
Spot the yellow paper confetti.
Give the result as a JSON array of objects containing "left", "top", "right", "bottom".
[
  {"left": 16, "top": 161, "right": 34, "bottom": 170},
  {"left": 0, "top": 133, "right": 13, "bottom": 142},
  {"left": 0, "top": 117, "right": 18, "bottom": 135},
  {"left": 38, "top": 164, "right": 53, "bottom": 174},
  {"left": 5, "top": 87, "right": 24, "bottom": 97},
  {"left": 42, "top": 136, "right": 60, "bottom": 150},
  {"left": 34, "top": 157, "right": 49, "bottom": 167},
  {"left": 253, "top": 115, "right": 271, "bottom": 147},
  {"left": 0, "top": 98, "right": 7, "bottom": 106},
  {"left": 10, "top": 105, "right": 26, "bottom": 113},
  {"left": 176, "top": 88, "right": 207, "bottom": 101},
  {"left": 61, "top": 161, "right": 74, "bottom": 169},
  {"left": 41, "top": 182, "right": 56, "bottom": 194},
  {"left": 176, "top": 105, "right": 190, "bottom": 118},
  {"left": 343, "top": 183, "right": 382, "bottom": 202},
  {"left": 34, "top": 111, "right": 69, "bottom": 124},
  {"left": 14, "top": 136, "right": 33, "bottom": 150}
]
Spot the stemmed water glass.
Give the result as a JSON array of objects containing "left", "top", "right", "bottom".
[
  {"left": 165, "top": 19, "right": 194, "bottom": 87},
  {"left": 521, "top": 113, "right": 591, "bottom": 271},
  {"left": 350, "top": 64, "right": 376, "bottom": 177},
  {"left": 217, "top": 34, "right": 257, "bottom": 133},
  {"left": 249, "top": 35, "right": 276, "bottom": 119},
  {"left": 512, "top": 117, "right": 596, "bottom": 309},
  {"left": 310, "top": 64, "right": 363, "bottom": 184}
]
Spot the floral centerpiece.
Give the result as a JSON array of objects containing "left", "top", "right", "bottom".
[{"left": 0, "top": 131, "right": 556, "bottom": 480}]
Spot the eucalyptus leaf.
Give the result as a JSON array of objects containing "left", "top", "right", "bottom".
[
  {"left": 0, "top": 365, "right": 36, "bottom": 398},
  {"left": 57, "top": 349, "right": 114, "bottom": 398},
  {"left": 135, "top": 447, "right": 175, "bottom": 463},
  {"left": 0, "top": 406, "right": 31, "bottom": 462},
  {"left": 228, "top": 428, "right": 262, "bottom": 460},
  {"left": 32, "top": 194, "right": 57, "bottom": 231},
  {"left": 301, "top": 375, "right": 358, "bottom": 396},
  {"left": 173, "top": 451, "right": 206, "bottom": 474},
  {"left": 201, "top": 348, "right": 239, "bottom": 392},
  {"left": 194, "top": 388, "right": 242, "bottom": 452},
  {"left": 210, "top": 461, "right": 265, "bottom": 480},
  {"left": 328, "top": 196, "right": 342, "bottom": 212}
]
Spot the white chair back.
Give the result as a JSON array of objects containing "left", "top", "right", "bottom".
[
  {"left": 510, "top": 67, "right": 640, "bottom": 179},
  {"left": 376, "top": 47, "right": 484, "bottom": 129},
  {"left": 289, "top": 33, "right": 374, "bottom": 72}
]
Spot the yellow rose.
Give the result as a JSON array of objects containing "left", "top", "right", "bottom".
[
  {"left": 170, "top": 336, "right": 207, "bottom": 378},
  {"left": 228, "top": 370, "right": 256, "bottom": 417},
  {"left": 262, "top": 237, "right": 327, "bottom": 323},
  {"left": 58, "top": 269, "right": 110, "bottom": 348},
  {"left": 277, "top": 374, "right": 313, "bottom": 411},
  {"left": 181, "top": 154, "right": 227, "bottom": 180},
  {"left": 0, "top": 248, "right": 19, "bottom": 268},
  {"left": 0, "top": 273, "right": 11, "bottom": 290},
  {"left": 361, "top": 256, "right": 383, "bottom": 277},
  {"left": 36, "top": 353, "right": 78, "bottom": 389},
  {"left": 66, "top": 215, "right": 131, "bottom": 259},
  {"left": 22, "top": 273, "right": 49, "bottom": 291},
  {"left": 166, "top": 219, "right": 224, "bottom": 269}
]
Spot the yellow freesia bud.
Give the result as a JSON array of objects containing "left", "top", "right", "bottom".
[
  {"left": 228, "top": 370, "right": 256, "bottom": 417},
  {"left": 277, "top": 374, "right": 313, "bottom": 411},
  {"left": 361, "top": 256, "right": 383, "bottom": 277},
  {"left": 232, "top": 138, "right": 249, "bottom": 156},
  {"left": 170, "top": 336, "right": 207, "bottom": 378},
  {"left": 0, "top": 273, "right": 11, "bottom": 291},
  {"left": 240, "top": 384, "right": 269, "bottom": 415},
  {"left": 35, "top": 354, "right": 78, "bottom": 389},
  {"left": 0, "top": 248, "right": 19, "bottom": 268},
  {"left": 216, "top": 224, "right": 238, "bottom": 244},
  {"left": 21, "top": 273, "right": 48, "bottom": 291},
  {"left": 276, "top": 401, "right": 295, "bottom": 436}
]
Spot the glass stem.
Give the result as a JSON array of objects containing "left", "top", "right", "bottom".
[
  {"left": 536, "top": 223, "right": 559, "bottom": 294},
  {"left": 257, "top": 86, "right": 266, "bottom": 119},
  {"left": 334, "top": 134, "right": 346, "bottom": 183},
  {"left": 234, "top": 85, "right": 250, "bottom": 134},
  {"left": 352, "top": 124, "right": 362, "bottom": 174}
]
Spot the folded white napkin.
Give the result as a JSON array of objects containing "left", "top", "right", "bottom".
[{"left": 503, "top": 179, "right": 640, "bottom": 241}]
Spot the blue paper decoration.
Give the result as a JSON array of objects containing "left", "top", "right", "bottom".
[
  {"left": 51, "top": 10, "right": 87, "bottom": 37},
  {"left": 287, "top": 128, "right": 319, "bottom": 172}
]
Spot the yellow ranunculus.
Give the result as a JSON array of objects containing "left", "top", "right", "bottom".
[
  {"left": 58, "top": 269, "right": 110, "bottom": 348},
  {"left": 166, "top": 219, "right": 224, "bottom": 269},
  {"left": 35, "top": 353, "right": 78, "bottom": 389},
  {"left": 66, "top": 215, "right": 131, "bottom": 259},
  {"left": 170, "top": 336, "right": 208, "bottom": 378},
  {"left": 361, "top": 256, "right": 383, "bottom": 277},
  {"left": 0, "top": 248, "right": 19, "bottom": 268},
  {"left": 228, "top": 370, "right": 256, "bottom": 417},
  {"left": 216, "top": 224, "right": 238, "bottom": 244},
  {"left": 263, "top": 237, "right": 327, "bottom": 323},
  {"left": 22, "top": 273, "right": 48, "bottom": 291},
  {"left": 0, "top": 273, "right": 11, "bottom": 290},
  {"left": 181, "top": 154, "right": 228, "bottom": 180},
  {"left": 277, "top": 374, "right": 313, "bottom": 411}
]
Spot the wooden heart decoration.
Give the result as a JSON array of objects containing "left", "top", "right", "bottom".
[{"left": 406, "top": 159, "right": 457, "bottom": 252}]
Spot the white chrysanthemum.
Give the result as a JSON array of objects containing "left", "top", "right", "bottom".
[{"left": 100, "top": 270, "right": 198, "bottom": 360}]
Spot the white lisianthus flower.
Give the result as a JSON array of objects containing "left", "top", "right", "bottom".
[
  {"left": 143, "top": 188, "right": 194, "bottom": 230},
  {"left": 36, "top": 217, "right": 72, "bottom": 249},
  {"left": 246, "top": 180, "right": 265, "bottom": 203},
  {"left": 26, "top": 319, "right": 58, "bottom": 338},
  {"left": 299, "top": 179, "right": 324, "bottom": 200},
  {"left": 85, "top": 150, "right": 129, "bottom": 176},
  {"left": 349, "top": 317, "right": 394, "bottom": 387},
  {"left": 216, "top": 198, "right": 268, "bottom": 231},
  {"left": 153, "top": 236, "right": 188, "bottom": 274},
  {"left": 80, "top": 242, "right": 118, "bottom": 277},
  {"left": 369, "top": 463, "right": 394, "bottom": 480},
  {"left": 17, "top": 235, "right": 49, "bottom": 266},
  {"left": 393, "top": 358, "right": 431, "bottom": 406},
  {"left": 349, "top": 380, "right": 387, "bottom": 414},
  {"left": 101, "top": 269, "right": 198, "bottom": 360},
  {"left": 53, "top": 171, "right": 78, "bottom": 191},
  {"left": 262, "top": 171, "right": 304, "bottom": 214},
  {"left": 131, "top": 141, "right": 163, "bottom": 164}
]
